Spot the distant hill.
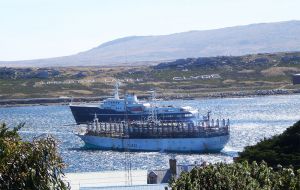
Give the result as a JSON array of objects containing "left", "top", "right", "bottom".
[{"left": 2, "top": 20, "right": 300, "bottom": 67}]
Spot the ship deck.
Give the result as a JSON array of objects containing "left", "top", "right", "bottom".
[{"left": 76, "top": 120, "right": 230, "bottom": 139}]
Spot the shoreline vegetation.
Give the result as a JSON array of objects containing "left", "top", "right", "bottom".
[{"left": 237, "top": 120, "right": 300, "bottom": 169}]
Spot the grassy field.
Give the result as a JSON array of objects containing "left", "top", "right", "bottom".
[{"left": 1, "top": 52, "right": 300, "bottom": 99}]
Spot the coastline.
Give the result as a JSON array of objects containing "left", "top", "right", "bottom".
[{"left": 1, "top": 89, "right": 300, "bottom": 107}]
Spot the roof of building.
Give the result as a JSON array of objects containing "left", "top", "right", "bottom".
[
  {"left": 148, "top": 169, "right": 172, "bottom": 184},
  {"left": 147, "top": 161, "right": 207, "bottom": 185}
]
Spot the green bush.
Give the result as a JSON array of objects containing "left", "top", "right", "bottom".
[
  {"left": 238, "top": 121, "right": 300, "bottom": 169},
  {"left": 0, "top": 123, "right": 69, "bottom": 189},
  {"left": 170, "top": 161, "right": 300, "bottom": 190},
  {"left": 171, "top": 121, "right": 300, "bottom": 190}
]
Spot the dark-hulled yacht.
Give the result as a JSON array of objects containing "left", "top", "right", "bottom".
[{"left": 69, "top": 83, "right": 199, "bottom": 124}]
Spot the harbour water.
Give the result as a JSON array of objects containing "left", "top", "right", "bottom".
[{"left": 0, "top": 94, "right": 299, "bottom": 173}]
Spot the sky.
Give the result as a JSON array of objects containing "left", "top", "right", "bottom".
[{"left": 1, "top": 0, "right": 300, "bottom": 61}]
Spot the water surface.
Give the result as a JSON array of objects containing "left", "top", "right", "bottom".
[{"left": 0, "top": 94, "right": 299, "bottom": 172}]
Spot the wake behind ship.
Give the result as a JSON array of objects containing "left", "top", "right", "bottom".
[{"left": 70, "top": 83, "right": 199, "bottom": 124}]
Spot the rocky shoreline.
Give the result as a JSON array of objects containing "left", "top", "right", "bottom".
[{"left": 1, "top": 89, "right": 300, "bottom": 107}]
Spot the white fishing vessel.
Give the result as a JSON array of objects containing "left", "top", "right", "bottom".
[{"left": 75, "top": 111, "right": 230, "bottom": 153}]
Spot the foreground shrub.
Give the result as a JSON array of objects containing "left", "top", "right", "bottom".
[
  {"left": 0, "top": 123, "right": 69, "bottom": 189},
  {"left": 170, "top": 161, "right": 300, "bottom": 190}
]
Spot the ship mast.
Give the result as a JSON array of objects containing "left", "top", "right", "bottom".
[
  {"left": 148, "top": 90, "right": 159, "bottom": 124},
  {"left": 114, "top": 80, "right": 120, "bottom": 99}
]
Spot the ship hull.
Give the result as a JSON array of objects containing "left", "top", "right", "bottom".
[
  {"left": 77, "top": 134, "right": 230, "bottom": 153},
  {"left": 70, "top": 105, "right": 195, "bottom": 124},
  {"left": 70, "top": 105, "right": 129, "bottom": 124}
]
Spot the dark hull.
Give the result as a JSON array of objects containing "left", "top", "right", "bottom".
[{"left": 70, "top": 105, "right": 195, "bottom": 124}]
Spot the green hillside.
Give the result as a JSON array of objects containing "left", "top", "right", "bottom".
[{"left": 1, "top": 51, "right": 300, "bottom": 99}]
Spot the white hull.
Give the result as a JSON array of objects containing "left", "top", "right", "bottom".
[{"left": 78, "top": 135, "right": 229, "bottom": 152}]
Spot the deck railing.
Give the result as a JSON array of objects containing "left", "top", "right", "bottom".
[{"left": 78, "top": 119, "right": 230, "bottom": 139}]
